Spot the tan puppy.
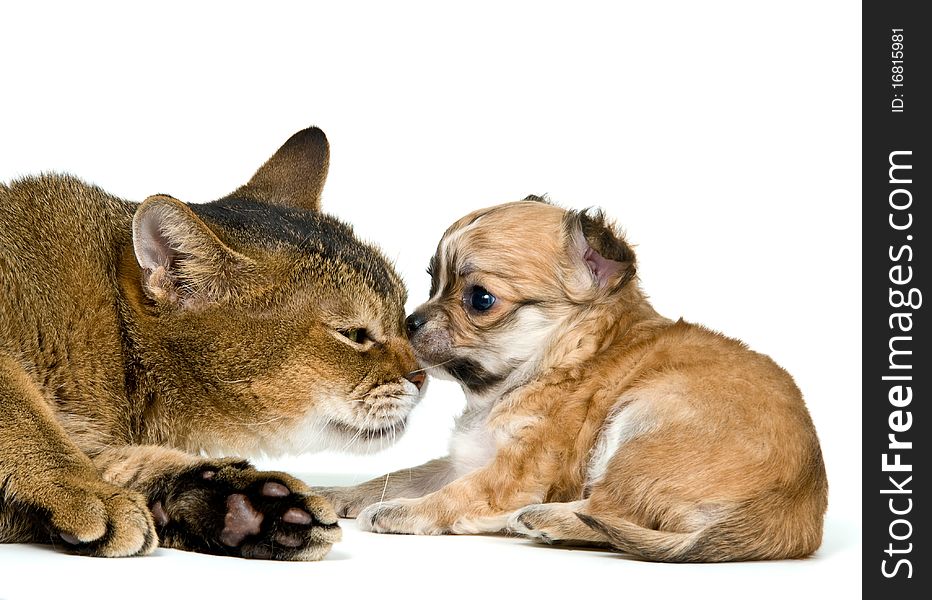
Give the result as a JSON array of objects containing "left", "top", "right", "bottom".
[{"left": 321, "top": 197, "right": 827, "bottom": 562}]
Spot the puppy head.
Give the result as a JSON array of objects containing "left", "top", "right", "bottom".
[{"left": 407, "top": 197, "right": 636, "bottom": 396}]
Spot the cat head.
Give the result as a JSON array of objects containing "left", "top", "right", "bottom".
[{"left": 125, "top": 128, "right": 424, "bottom": 455}]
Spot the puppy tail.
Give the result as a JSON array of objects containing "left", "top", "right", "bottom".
[
  {"left": 575, "top": 500, "right": 822, "bottom": 563},
  {"left": 575, "top": 513, "right": 707, "bottom": 562}
]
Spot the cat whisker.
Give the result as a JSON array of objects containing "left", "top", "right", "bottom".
[
  {"left": 216, "top": 376, "right": 252, "bottom": 384},
  {"left": 337, "top": 421, "right": 366, "bottom": 452},
  {"left": 378, "top": 471, "right": 391, "bottom": 506},
  {"left": 227, "top": 413, "right": 288, "bottom": 427},
  {"left": 297, "top": 415, "right": 328, "bottom": 454},
  {"left": 407, "top": 358, "right": 456, "bottom": 375},
  {"left": 383, "top": 421, "right": 395, "bottom": 455}
]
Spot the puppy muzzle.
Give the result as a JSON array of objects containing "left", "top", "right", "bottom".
[{"left": 408, "top": 326, "right": 453, "bottom": 365}]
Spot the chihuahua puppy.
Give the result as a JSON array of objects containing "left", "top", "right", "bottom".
[{"left": 320, "top": 197, "right": 828, "bottom": 562}]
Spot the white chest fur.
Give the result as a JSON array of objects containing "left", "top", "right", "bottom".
[
  {"left": 448, "top": 396, "right": 502, "bottom": 476},
  {"left": 449, "top": 422, "right": 496, "bottom": 476}
]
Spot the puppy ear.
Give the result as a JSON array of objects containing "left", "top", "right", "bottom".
[
  {"left": 226, "top": 127, "right": 330, "bottom": 211},
  {"left": 565, "top": 209, "right": 636, "bottom": 292},
  {"left": 132, "top": 195, "right": 260, "bottom": 308}
]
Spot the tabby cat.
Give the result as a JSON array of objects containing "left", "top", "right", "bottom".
[{"left": 0, "top": 127, "right": 423, "bottom": 560}]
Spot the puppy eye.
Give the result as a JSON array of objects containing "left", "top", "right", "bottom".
[
  {"left": 469, "top": 287, "right": 496, "bottom": 312},
  {"left": 339, "top": 328, "right": 368, "bottom": 344}
]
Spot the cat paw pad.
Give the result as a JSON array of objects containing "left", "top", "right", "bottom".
[{"left": 153, "top": 462, "right": 340, "bottom": 560}]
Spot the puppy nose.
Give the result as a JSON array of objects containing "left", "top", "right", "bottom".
[
  {"left": 405, "top": 371, "right": 426, "bottom": 390},
  {"left": 405, "top": 312, "right": 427, "bottom": 336}
]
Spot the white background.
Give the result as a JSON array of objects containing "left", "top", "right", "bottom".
[{"left": 0, "top": 1, "right": 860, "bottom": 599}]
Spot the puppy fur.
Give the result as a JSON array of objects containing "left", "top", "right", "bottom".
[{"left": 320, "top": 197, "right": 828, "bottom": 563}]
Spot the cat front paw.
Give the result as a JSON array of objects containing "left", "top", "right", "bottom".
[
  {"left": 44, "top": 475, "right": 156, "bottom": 557},
  {"left": 154, "top": 460, "right": 340, "bottom": 560},
  {"left": 356, "top": 498, "right": 443, "bottom": 535}
]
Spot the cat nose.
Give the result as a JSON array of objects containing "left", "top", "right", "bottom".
[
  {"left": 405, "top": 371, "right": 426, "bottom": 390},
  {"left": 405, "top": 312, "right": 427, "bottom": 336}
]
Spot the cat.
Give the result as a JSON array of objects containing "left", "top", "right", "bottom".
[{"left": 0, "top": 127, "right": 424, "bottom": 560}]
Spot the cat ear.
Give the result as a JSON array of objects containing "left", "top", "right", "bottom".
[
  {"left": 227, "top": 127, "right": 330, "bottom": 211},
  {"left": 564, "top": 209, "right": 636, "bottom": 293},
  {"left": 132, "top": 195, "right": 260, "bottom": 308}
]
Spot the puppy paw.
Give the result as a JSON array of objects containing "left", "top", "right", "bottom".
[
  {"left": 357, "top": 499, "right": 441, "bottom": 535},
  {"left": 508, "top": 502, "right": 610, "bottom": 546},
  {"left": 508, "top": 505, "right": 555, "bottom": 543},
  {"left": 45, "top": 475, "right": 156, "bottom": 557},
  {"left": 315, "top": 485, "right": 374, "bottom": 519},
  {"left": 153, "top": 461, "right": 340, "bottom": 560}
]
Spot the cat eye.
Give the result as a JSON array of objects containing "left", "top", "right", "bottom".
[
  {"left": 339, "top": 328, "right": 368, "bottom": 344},
  {"left": 469, "top": 286, "right": 496, "bottom": 312}
]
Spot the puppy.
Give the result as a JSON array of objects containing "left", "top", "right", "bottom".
[{"left": 321, "top": 197, "right": 828, "bottom": 562}]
